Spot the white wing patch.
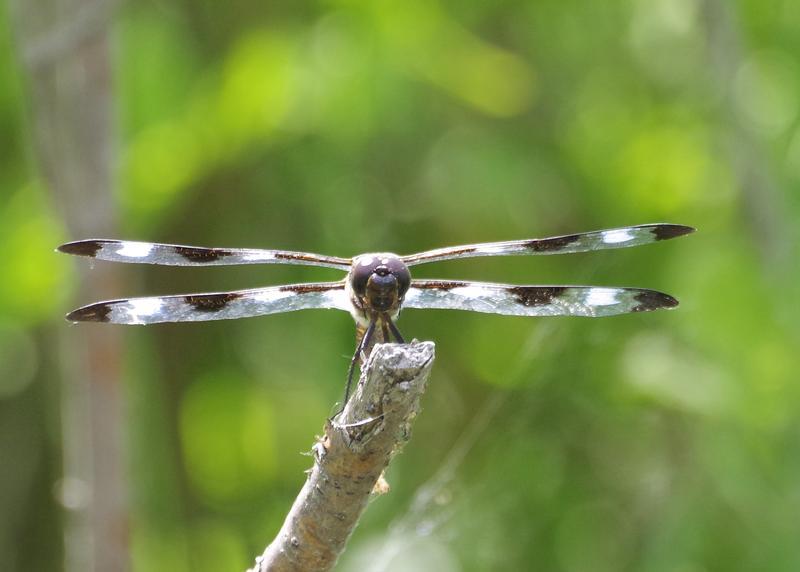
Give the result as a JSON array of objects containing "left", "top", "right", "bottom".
[
  {"left": 451, "top": 286, "right": 489, "bottom": 299},
  {"left": 479, "top": 244, "right": 512, "bottom": 254},
  {"left": 601, "top": 228, "right": 635, "bottom": 244},
  {"left": 117, "top": 241, "right": 154, "bottom": 258},
  {"left": 127, "top": 297, "right": 164, "bottom": 324},
  {"left": 585, "top": 288, "right": 619, "bottom": 306},
  {"left": 253, "top": 289, "right": 294, "bottom": 303},
  {"left": 242, "top": 251, "right": 276, "bottom": 262}
]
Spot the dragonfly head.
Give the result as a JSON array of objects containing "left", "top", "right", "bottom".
[{"left": 349, "top": 253, "right": 411, "bottom": 313}]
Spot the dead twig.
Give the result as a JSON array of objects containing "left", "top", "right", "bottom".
[{"left": 249, "top": 341, "right": 435, "bottom": 572}]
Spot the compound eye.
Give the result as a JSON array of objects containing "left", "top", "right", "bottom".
[
  {"left": 351, "top": 257, "right": 378, "bottom": 295},
  {"left": 385, "top": 258, "right": 411, "bottom": 296}
]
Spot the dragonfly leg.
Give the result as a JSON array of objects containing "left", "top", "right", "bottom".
[
  {"left": 387, "top": 318, "right": 405, "bottom": 343},
  {"left": 337, "top": 319, "right": 376, "bottom": 416}
]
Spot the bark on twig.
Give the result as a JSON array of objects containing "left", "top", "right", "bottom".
[{"left": 249, "top": 341, "right": 436, "bottom": 572}]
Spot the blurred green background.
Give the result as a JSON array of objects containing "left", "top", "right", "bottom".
[{"left": 2, "top": 0, "right": 799, "bottom": 570}]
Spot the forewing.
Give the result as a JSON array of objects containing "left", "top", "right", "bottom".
[
  {"left": 58, "top": 239, "right": 352, "bottom": 269},
  {"left": 401, "top": 223, "right": 695, "bottom": 266},
  {"left": 404, "top": 280, "right": 678, "bottom": 317},
  {"left": 66, "top": 282, "right": 350, "bottom": 325}
]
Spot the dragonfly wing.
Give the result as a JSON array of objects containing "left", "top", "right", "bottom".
[
  {"left": 404, "top": 280, "right": 678, "bottom": 317},
  {"left": 401, "top": 224, "right": 694, "bottom": 266},
  {"left": 58, "top": 239, "right": 352, "bottom": 269},
  {"left": 66, "top": 282, "right": 351, "bottom": 325}
]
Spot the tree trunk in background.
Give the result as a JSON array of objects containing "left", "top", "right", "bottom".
[
  {"left": 10, "top": 1, "right": 128, "bottom": 571},
  {"left": 701, "top": 0, "right": 794, "bottom": 273}
]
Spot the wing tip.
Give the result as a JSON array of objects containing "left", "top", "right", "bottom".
[
  {"left": 650, "top": 224, "right": 696, "bottom": 241},
  {"left": 633, "top": 290, "right": 679, "bottom": 312},
  {"left": 57, "top": 240, "right": 105, "bottom": 258},
  {"left": 65, "top": 302, "right": 113, "bottom": 323}
]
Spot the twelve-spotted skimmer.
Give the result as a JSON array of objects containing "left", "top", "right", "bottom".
[{"left": 59, "top": 223, "right": 694, "bottom": 407}]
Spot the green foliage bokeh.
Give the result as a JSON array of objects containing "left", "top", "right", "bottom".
[{"left": 2, "top": 0, "right": 800, "bottom": 571}]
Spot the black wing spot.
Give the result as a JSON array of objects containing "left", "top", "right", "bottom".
[
  {"left": 175, "top": 246, "right": 234, "bottom": 263},
  {"left": 67, "top": 303, "right": 112, "bottom": 322},
  {"left": 651, "top": 224, "right": 696, "bottom": 241},
  {"left": 525, "top": 234, "right": 581, "bottom": 252},
  {"left": 632, "top": 290, "right": 678, "bottom": 312},
  {"left": 509, "top": 286, "right": 567, "bottom": 306},
  {"left": 184, "top": 293, "right": 243, "bottom": 312},
  {"left": 58, "top": 240, "right": 103, "bottom": 258}
]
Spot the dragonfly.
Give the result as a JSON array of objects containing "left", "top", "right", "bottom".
[{"left": 58, "top": 223, "right": 694, "bottom": 410}]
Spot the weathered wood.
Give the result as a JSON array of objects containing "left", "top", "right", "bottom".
[{"left": 250, "top": 342, "right": 435, "bottom": 572}]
